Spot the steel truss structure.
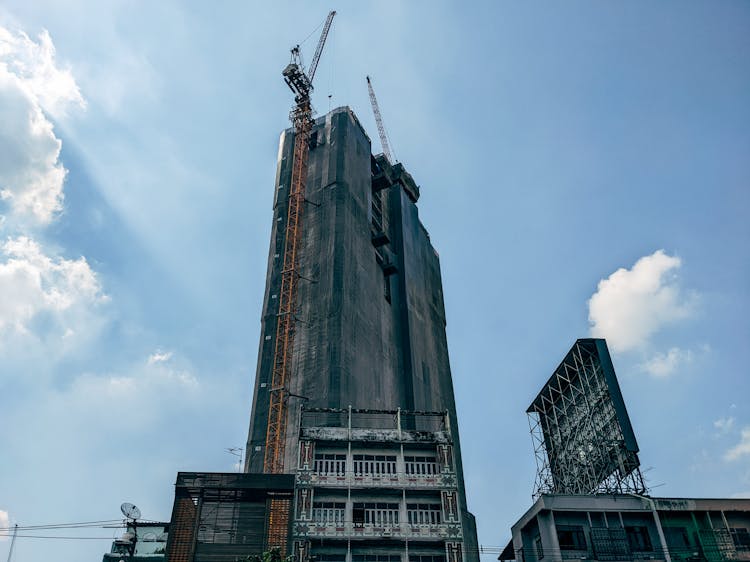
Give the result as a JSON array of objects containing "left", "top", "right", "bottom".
[{"left": 527, "top": 339, "right": 647, "bottom": 498}]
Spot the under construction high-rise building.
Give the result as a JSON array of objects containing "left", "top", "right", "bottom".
[{"left": 243, "top": 105, "right": 479, "bottom": 562}]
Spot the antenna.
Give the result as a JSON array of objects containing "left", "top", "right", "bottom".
[
  {"left": 225, "top": 447, "right": 244, "bottom": 472},
  {"left": 120, "top": 502, "right": 141, "bottom": 521}
]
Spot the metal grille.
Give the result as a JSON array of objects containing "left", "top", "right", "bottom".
[{"left": 528, "top": 339, "right": 647, "bottom": 497}]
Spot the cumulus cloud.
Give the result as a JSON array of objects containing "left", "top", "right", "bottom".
[
  {"left": 0, "top": 26, "right": 84, "bottom": 224},
  {"left": 588, "top": 250, "right": 695, "bottom": 353},
  {"left": 725, "top": 427, "right": 750, "bottom": 462},
  {"left": 0, "top": 236, "right": 107, "bottom": 348},
  {"left": 0, "top": 27, "right": 85, "bottom": 116},
  {"left": 638, "top": 347, "right": 692, "bottom": 377}
]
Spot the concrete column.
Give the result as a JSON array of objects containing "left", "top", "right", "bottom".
[{"left": 537, "top": 510, "right": 561, "bottom": 562}]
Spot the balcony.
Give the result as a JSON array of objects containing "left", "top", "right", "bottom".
[
  {"left": 292, "top": 521, "right": 462, "bottom": 541},
  {"left": 299, "top": 470, "right": 456, "bottom": 490}
]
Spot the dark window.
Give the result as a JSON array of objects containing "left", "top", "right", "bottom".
[
  {"left": 731, "top": 528, "right": 750, "bottom": 549},
  {"left": 663, "top": 527, "right": 691, "bottom": 550},
  {"left": 352, "top": 506, "right": 365, "bottom": 526},
  {"left": 315, "top": 555, "right": 346, "bottom": 562},
  {"left": 353, "top": 555, "right": 400, "bottom": 562},
  {"left": 557, "top": 525, "right": 587, "bottom": 550},
  {"left": 626, "top": 526, "right": 653, "bottom": 552},
  {"left": 409, "top": 556, "right": 445, "bottom": 562}
]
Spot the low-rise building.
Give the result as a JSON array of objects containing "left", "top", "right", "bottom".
[
  {"left": 291, "top": 407, "right": 469, "bottom": 562},
  {"left": 499, "top": 494, "right": 750, "bottom": 562}
]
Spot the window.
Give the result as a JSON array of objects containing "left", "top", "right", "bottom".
[
  {"left": 353, "top": 454, "right": 397, "bottom": 476},
  {"left": 351, "top": 502, "right": 399, "bottom": 526},
  {"left": 353, "top": 555, "right": 400, "bottom": 562},
  {"left": 731, "top": 528, "right": 750, "bottom": 550},
  {"left": 407, "top": 503, "right": 442, "bottom": 525},
  {"left": 312, "top": 502, "right": 345, "bottom": 526},
  {"left": 626, "top": 526, "right": 653, "bottom": 552},
  {"left": 409, "top": 556, "right": 445, "bottom": 562},
  {"left": 315, "top": 555, "right": 346, "bottom": 562},
  {"left": 663, "top": 527, "right": 691, "bottom": 550},
  {"left": 557, "top": 525, "right": 587, "bottom": 550},
  {"left": 404, "top": 456, "right": 440, "bottom": 476},
  {"left": 314, "top": 453, "right": 346, "bottom": 476}
]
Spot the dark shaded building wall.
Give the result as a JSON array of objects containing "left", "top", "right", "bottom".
[{"left": 245, "top": 107, "right": 477, "bottom": 554}]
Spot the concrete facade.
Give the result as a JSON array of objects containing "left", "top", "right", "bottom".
[
  {"left": 244, "top": 107, "right": 477, "bottom": 558},
  {"left": 292, "top": 408, "right": 466, "bottom": 562},
  {"left": 500, "top": 494, "right": 750, "bottom": 562}
]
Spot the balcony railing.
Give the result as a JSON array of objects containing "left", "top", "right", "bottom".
[
  {"left": 293, "top": 521, "right": 462, "bottom": 540},
  {"left": 300, "top": 470, "right": 456, "bottom": 489}
]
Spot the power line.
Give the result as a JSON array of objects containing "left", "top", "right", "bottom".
[
  {"left": 2, "top": 534, "right": 114, "bottom": 540},
  {"left": 0, "top": 518, "right": 152, "bottom": 532}
]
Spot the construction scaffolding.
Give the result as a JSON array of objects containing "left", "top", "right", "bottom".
[{"left": 527, "top": 338, "right": 647, "bottom": 498}]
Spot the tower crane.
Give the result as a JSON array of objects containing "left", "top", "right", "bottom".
[
  {"left": 263, "top": 12, "right": 335, "bottom": 555},
  {"left": 366, "top": 75, "right": 396, "bottom": 164},
  {"left": 264, "top": 10, "right": 336, "bottom": 476}
]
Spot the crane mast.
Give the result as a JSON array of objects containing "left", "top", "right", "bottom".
[
  {"left": 265, "top": 10, "right": 336, "bottom": 475},
  {"left": 264, "top": 12, "right": 335, "bottom": 554},
  {"left": 366, "top": 75, "right": 396, "bottom": 164}
]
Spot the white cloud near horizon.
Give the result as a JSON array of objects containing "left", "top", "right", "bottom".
[
  {"left": 0, "top": 26, "right": 84, "bottom": 225},
  {"left": 725, "top": 427, "right": 750, "bottom": 462},
  {"left": 0, "top": 236, "right": 107, "bottom": 353},
  {"left": 588, "top": 251, "right": 696, "bottom": 373},
  {"left": 0, "top": 509, "right": 9, "bottom": 540}
]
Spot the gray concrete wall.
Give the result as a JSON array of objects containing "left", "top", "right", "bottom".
[{"left": 244, "top": 107, "right": 477, "bottom": 558}]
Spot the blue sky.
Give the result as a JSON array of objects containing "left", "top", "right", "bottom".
[{"left": 0, "top": 2, "right": 748, "bottom": 560}]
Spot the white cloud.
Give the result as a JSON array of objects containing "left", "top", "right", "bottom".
[
  {"left": 0, "top": 236, "right": 107, "bottom": 349},
  {"left": 0, "top": 26, "right": 84, "bottom": 224},
  {"left": 45, "top": 354, "right": 200, "bottom": 438},
  {"left": 0, "top": 27, "right": 85, "bottom": 117},
  {"left": 731, "top": 491, "right": 750, "bottom": 499},
  {"left": 0, "top": 509, "right": 8, "bottom": 540},
  {"left": 725, "top": 427, "right": 750, "bottom": 462},
  {"left": 147, "top": 350, "right": 173, "bottom": 364},
  {"left": 638, "top": 347, "right": 692, "bottom": 377},
  {"left": 714, "top": 416, "right": 736, "bottom": 434},
  {"left": 588, "top": 250, "right": 695, "bottom": 353}
]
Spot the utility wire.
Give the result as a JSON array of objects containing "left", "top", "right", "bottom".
[
  {"left": 0, "top": 518, "right": 157, "bottom": 532},
  {"left": 3, "top": 534, "right": 115, "bottom": 540}
]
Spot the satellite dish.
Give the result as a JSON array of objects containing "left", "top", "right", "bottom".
[{"left": 120, "top": 502, "right": 141, "bottom": 520}]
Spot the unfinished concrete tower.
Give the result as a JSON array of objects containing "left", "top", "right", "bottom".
[{"left": 245, "top": 107, "right": 478, "bottom": 562}]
